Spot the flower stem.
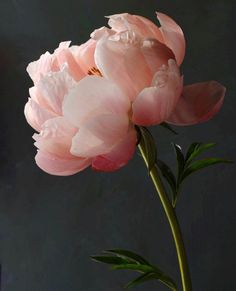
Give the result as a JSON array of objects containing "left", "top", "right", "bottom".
[{"left": 138, "top": 143, "right": 192, "bottom": 291}]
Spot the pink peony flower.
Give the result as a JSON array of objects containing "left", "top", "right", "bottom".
[
  {"left": 25, "top": 41, "right": 137, "bottom": 175},
  {"left": 25, "top": 11, "right": 225, "bottom": 176},
  {"left": 91, "top": 12, "right": 225, "bottom": 126}
]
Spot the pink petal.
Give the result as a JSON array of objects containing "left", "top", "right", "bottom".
[
  {"left": 95, "top": 32, "right": 153, "bottom": 100},
  {"left": 33, "top": 116, "right": 78, "bottom": 158},
  {"left": 107, "top": 13, "right": 163, "bottom": 41},
  {"left": 71, "top": 114, "right": 130, "bottom": 158},
  {"left": 90, "top": 26, "right": 115, "bottom": 41},
  {"left": 70, "top": 39, "right": 96, "bottom": 74},
  {"left": 156, "top": 12, "right": 186, "bottom": 65},
  {"left": 56, "top": 47, "right": 85, "bottom": 81},
  {"left": 63, "top": 76, "right": 130, "bottom": 128},
  {"left": 35, "top": 150, "right": 91, "bottom": 176},
  {"left": 92, "top": 125, "right": 137, "bottom": 172},
  {"left": 166, "top": 81, "right": 225, "bottom": 125},
  {"left": 24, "top": 98, "right": 57, "bottom": 132},
  {"left": 37, "top": 66, "right": 76, "bottom": 115},
  {"left": 132, "top": 59, "right": 183, "bottom": 126},
  {"left": 26, "top": 52, "right": 58, "bottom": 84},
  {"left": 141, "top": 38, "right": 175, "bottom": 75}
]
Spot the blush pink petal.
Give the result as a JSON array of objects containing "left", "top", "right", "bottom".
[
  {"left": 92, "top": 126, "right": 137, "bottom": 172},
  {"left": 70, "top": 39, "right": 96, "bottom": 74},
  {"left": 156, "top": 12, "right": 186, "bottom": 66},
  {"left": 37, "top": 67, "right": 76, "bottom": 115},
  {"left": 71, "top": 113, "right": 130, "bottom": 158},
  {"left": 107, "top": 13, "right": 163, "bottom": 41},
  {"left": 132, "top": 59, "right": 183, "bottom": 126},
  {"left": 63, "top": 76, "right": 130, "bottom": 127},
  {"left": 33, "top": 116, "right": 78, "bottom": 159},
  {"left": 24, "top": 98, "right": 57, "bottom": 132},
  {"left": 56, "top": 47, "right": 85, "bottom": 81},
  {"left": 35, "top": 150, "right": 91, "bottom": 176},
  {"left": 95, "top": 32, "right": 153, "bottom": 100},
  {"left": 166, "top": 81, "right": 226, "bottom": 125},
  {"left": 141, "top": 38, "right": 175, "bottom": 75},
  {"left": 27, "top": 52, "right": 58, "bottom": 84}
]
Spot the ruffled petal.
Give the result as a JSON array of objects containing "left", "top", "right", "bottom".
[
  {"left": 132, "top": 59, "right": 183, "bottom": 126},
  {"left": 71, "top": 114, "right": 130, "bottom": 158},
  {"left": 166, "top": 81, "right": 225, "bottom": 125},
  {"left": 36, "top": 66, "right": 77, "bottom": 115},
  {"left": 33, "top": 116, "right": 78, "bottom": 158},
  {"left": 26, "top": 52, "right": 58, "bottom": 84},
  {"left": 35, "top": 150, "right": 91, "bottom": 176},
  {"left": 92, "top": 125, "right": 137, "bottom": 172},
  {"left": 24, "top": 98, "right": 57, "bottom": 132},
  {"left": 63, "top": 76, "right": 130, "bottom": 127},
  {"left": 156, "top": 12, "right": 186, "bottom": 65}
]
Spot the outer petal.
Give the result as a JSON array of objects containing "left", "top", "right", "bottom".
[
  {"left": 33, "top": 116, "right": 78, "bottom": 158},
  {"left": 37, "top": 66, "right": 76, "bottom": 115},
  {"left": 166, "top": 81, "right": 225, "bottom": 125},
  {"left": 132, "top": 59, "right": 183, "bottom": 126},
  {"left": 92, "top": 126, "right": 137, "bottom": 172},
  {"left": 35, "top": 150, "right": 91, "bottom": 176},
  {"left": 24, "top": 98, "right": 57, "bottom": 132},
  {"left": 63, "top": 76, "right": 130, "bottom": 127},
  {"left": 71, "top": 114, "right": 130, "bottom": 158},
  {"left": 95, "top": 31, "right": 153, "bottom": 100},
  {"left": 157, "top": 12, "right": 186, "bottom": 65},
  {"left": 26, "top": 52, "right": 58, "bottom": 84},
  {"left": 107, "top": 13, "right": 163, "bottom": 42}
]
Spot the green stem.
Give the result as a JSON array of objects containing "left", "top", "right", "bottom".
[{"left": 138, "top": 144, "right": 192, "bottom": 291}]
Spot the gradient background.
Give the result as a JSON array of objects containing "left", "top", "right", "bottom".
[{"left": 0, "top": 0, "right": 235, "bottom": 290}]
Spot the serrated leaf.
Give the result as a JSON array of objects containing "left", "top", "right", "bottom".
[
  {"left": 105, "top": 249, "right": 150, "bottom": 265},
  {"left": 160, "top": 122, "right": 178, "bottom": 135},
  {"left": 157, "top": 159, "right": 177, "bottom": 204},
  {"left": 112, "top": 263, "right": 154, "bottom": 273},
  {"left": 182, "top": 158, "right": 233, "bottom": 180},
  {"left": 137, "top": 126, "right": 157, "bottom": 171},
  {"left": 185, "top": 142, "right": 216, "bottom": 164},
  {"left": 90, "top": 256, "right": 130, "bottom": 265}
]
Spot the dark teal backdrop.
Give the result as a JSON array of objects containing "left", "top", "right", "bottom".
[{"left": 0, "top": 0, "right": 235, "bottom": 290}]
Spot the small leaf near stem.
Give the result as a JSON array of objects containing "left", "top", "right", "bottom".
[{"left": 91, "top": 249, "right": 177, "bottom": 290}]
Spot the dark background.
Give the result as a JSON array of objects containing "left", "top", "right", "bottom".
[{"left": 0, "top": 0, "right": 235, "bottom": 290}]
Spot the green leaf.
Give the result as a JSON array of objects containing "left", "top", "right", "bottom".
[
  {"left": 157, "top": 159, "right": 177, "bottom": 203},
  {"left": 90, "top": 256, "right": 130, "bottom": 265},
  {"left": 105, "top": 249, "right": 150, "bottom": 265},
  {"left": 182, "top": 158, "right": 233, "bottom": 180},
  {"left": 185, "top": 142, "right": 216, "bottom": 164},
  {"left": 112, "top": 263, "right": 154, "bottom": 273},
  {"left": 172, "top": 143, "right": 185, "bottom": 183},
  {"left": 126, "top": 272, "right": 177, "bottom": 290},
  {"left": 160, "top": 122, "right": 178, "bottom": 135},
  {"left": 125, "top": 272, "right": 157, "bottom": 288},
  {"left": 91, "top": 249, "right": 177, "bottom": 290},
  {"left": 137, "top": 126, "right": 157, "bottom": 171}
]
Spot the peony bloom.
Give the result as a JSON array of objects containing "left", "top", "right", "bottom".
[
  {"left": 25, "top": 41, "right": 137, "bottom": 175},
  {"left": 25, "top": 11, "right": 225, "bottom": 176},
  {"left": 90, "top": 12, "right": 225, "bottom": 126}
]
